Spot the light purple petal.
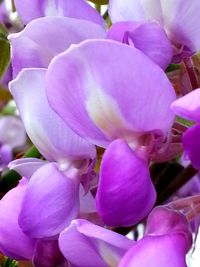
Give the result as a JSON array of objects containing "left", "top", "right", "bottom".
[
  {"left": 14, "top": 0, "right": 105, "bottom": 26},
  {"left": 119, "top": 234, "right": 187, "bottom": 267},
  {"left": 182, "top": 124, "right": 200, "bottom": 171},
  {"left": 96, "top": 139, "right": 156, "bottom": 227},
  {"left": 46, "top": 40, "right": 176, "bottom": 147},
  {"left": 109, "top": 0, "right": 200, "bottom": 59},
  {"left": 9, "top": 16, "right": 106, "bottom": 77},
  {"left": 0, "top": 178, "right": 36, "bottom": 260},
  {"left": 0, "top": 144, "right": 13, "bottom": 171},
  {"left": 107, "top": 21, "right": 173, "bottom": 69},
  {"left": 145, "top": 206, "right": 192, "bottom": 252},
  {"left": 59, "top": 219, "right": 133, "bottom": 267},
  {"left": 171, "top": 89, "right": 200, "bottom": 123},
  {"left": 0, "top": 116, "right": 26, "bottom": 148},
  {"left": 9, "top": 158, "right": 46, "bottom": 179},
  {"left": 18, "top": 163, "right": 79, "bottom": 238},
  {"left": 9, "top": 68, "right": 96, "bottom": 162},
  {"left": 109, "top": 0, "right": 163, "bottom": 23}
]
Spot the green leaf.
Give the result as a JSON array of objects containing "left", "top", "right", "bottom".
[
  {"left": 166, "top": 64, "right": 180, "bottom": 73},
  {"left": 0, "top": 24, "right": 10, "bottom": 80},
  {"left": 88, "top": 0, "right": 108, "bottom": 4},
  {"left": 2, "top": 257, "right": 18, "bottom": 267}
]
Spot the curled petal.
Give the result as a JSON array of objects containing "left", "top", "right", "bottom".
[
  {"left": 9, "top": 158, "right": 46, "bottom": 179},
  {"left": 14, "top": 0, "right": 105, "bottom": 26},
  {"left": 9, "top": 68, "right": 96, "bottom": 162},
  {"left": 182, "top": 124, "right": 200, "bottom": 170},
  {"left": 119, "top": 234, "right": 187, "bottom": 267},
  {"left": 19, "top": 163, "right": 79, "bottom": 238},
  {"left": 96, "top": 139, "right": 156, "bottom": 227},
  {"left": 59, "top": 219, "right": 133, "bottom": 267},
  {"left": 109, "top": 0, "right": 200, "bottom": 60},
  {"left": 171, "top": 89, "right": 200, "bottom": 123},
  {"left": 9, "top": 17, "right": 106, "bottom": 77},
  {"left": 108, "top": 21, "right": 173, "bottom": 69},
  {"left": 0, "top": 178, "right": 36, "bottom": 260},
  {"left": 46, "top": 40, "right": 176, "bottom": 147}
]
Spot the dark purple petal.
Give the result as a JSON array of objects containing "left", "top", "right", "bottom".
[
  {"left": 183, "top": 124, "right": 200, "bottom": 170},
  {"left": 145, "top": 206, "right": 192, "bottom": 252},
  {"left": 33, "top": 239, "right": 70, "bottom": 267},
  {"left": 119, "top": 234, "right": 187, "bottom": 267},
  {"left": 96, "top": 139, "right": 156, "bottom": 227}
]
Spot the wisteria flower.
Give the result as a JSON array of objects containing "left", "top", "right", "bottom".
[
  {"left": 45, "top": 39, "right": 176, "bottom": 226},
  {"left": 109, "top": 0, "right": 200, "bottom": 63}
]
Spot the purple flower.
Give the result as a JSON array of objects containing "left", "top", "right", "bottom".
[
  {"left": 14, "top": 0, "right": 105, "bottom": 27},
  {"left": 171, "top": 89, "right": 200, "bottom": 170},
  {"left": 119, "top": 206, "right": 192, "bottom": 267},
  {"left": 59, "top": 219, "right": 134, "bottom": 267},
  {"left": 107, "top": 21, "right": 173, "bottom": 69},
  {"left": 109, "top": 0, "right": 200, "bottom": 63},
  {"left": 9, "top": 68, "right": 97, "bottom": 238},
  {"left": 0, "top": 178, "right": 36, "bottom": 260},
  {"left": 96, "top": 139, "right": 156, "bottom": 227},
  {"left": 45, "top": 40, "right": 176, "bottom": 226},
  {"left": 0, "top": 116, "right": 26, "bottom": 171},
  {"left": 9, "top": 16, "right": 106, "bottom": 77}
]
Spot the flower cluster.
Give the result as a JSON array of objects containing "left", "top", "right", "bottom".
[{"left": 1, "top": 0, "right": 200, "bottom": 266}]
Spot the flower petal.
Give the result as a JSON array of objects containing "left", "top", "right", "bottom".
[
  {"left": 0, "top": 116, "right": 26, "bottom": 148},
  {"left": 14, "top": 0, "right": 105, "bottom": 26},
  {"left": 182, "top": 124, "right": 200, "bottom": 170},
  {"left": 9, "top": 16, "right": 106, "bottom": 77},
  {"left": 96, "top": 139, "right": 156, "bottom": 227},
  {"left": 59, "top": 219, "right": 133, "bottom": 267},
  {"left": 171, "top": 89, "right": 200, "bottom": 123},
  {"left": 9, "top": 68, "right": 96, "bottom": 162},
  {"left": 18, "top": 163, "right": 79, "bottom": 238},
  {"left": 109, "top": 0, "right": 200, "bottom": 59},
  {"left": 33, "top": 240, "right": 70, "bottom": 267},
  {"left": 46, "top": 40, "right": 176, "bottom": 147},
  {"left": 119, "top": 234, "right": 187, "bottom": 267},
  {"left": 108, "top": 0, "right": 163, "bottom": 23},
  {"left": 145, "top": 206, "right": 192, "bottom": 252},
  {"left": 107, "top": 21, "right": 173, "bottom": 69},
  {"left": 9, "top": 158, "right": 46, "bottom": 179},
  {"left": 0, "top": 178, "right": 36, "bottom": 260}
]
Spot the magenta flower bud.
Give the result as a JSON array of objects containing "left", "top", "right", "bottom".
[
  {"left": 145, "top": 206, "right": 192, "bottom": 252},
  {"left": 96, "top": 139, "right": 156, "bottom": 227}
]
